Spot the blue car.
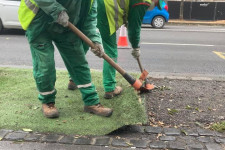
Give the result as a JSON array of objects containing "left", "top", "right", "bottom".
[{"left": 142, "top": 1, "right": 169, "bottom": 28}]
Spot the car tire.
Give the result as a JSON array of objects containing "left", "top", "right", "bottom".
[
  {"left": 152, "top": 16, "right": 165, "bottom": 28},
  {"left": 0, "top": 19, "right": 3, "bottom": 33}
]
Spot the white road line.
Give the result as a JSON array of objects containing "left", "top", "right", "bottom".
[
  {"left": 141, "top": 42, "right": 215, "bottom": 47},
  {"left": 141, "top": 28, "right": 225, "bottom": 33}
]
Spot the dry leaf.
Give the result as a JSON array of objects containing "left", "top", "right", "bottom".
[{"left": 22, "top": 128, "right": 32, "bottom": 132}]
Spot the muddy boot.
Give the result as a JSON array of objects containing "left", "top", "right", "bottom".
[
  {"left": 42, "top": 103, "right": 59, "bottom": 118},
  {"left": 104, "top": 86, "right": 123, "bottom": 99},
  {"left": 68, "top": 79, "right": 78, "bottom": 90},
  {"left": 84, "top": 103, "right": 113, "bottom": 117}
]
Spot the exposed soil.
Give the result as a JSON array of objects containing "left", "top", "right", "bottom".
[{"left": 145, "top": 78, "right": 225, "bottom": 129}]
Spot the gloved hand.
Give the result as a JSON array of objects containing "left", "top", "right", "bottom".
[
  {"left": 91, "top": 43, "right": 104, "bottom": 58},
  {"left": 131, "top": 48, "right": 140, "bottom": 59},
  {"left": 57, "top": 11, "right": 69, "bottom": 27}
]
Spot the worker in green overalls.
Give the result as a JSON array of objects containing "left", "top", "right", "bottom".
[
  {"left": 68, "top": 0, "right": 152, "bottom": 99},
  {"left": 18, "top": 0, "right": 113, "bottom": 118}
]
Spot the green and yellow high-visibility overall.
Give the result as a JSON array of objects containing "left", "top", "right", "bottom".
[
  {"left": 18, "top": 0, "right": 102, "bottom": 106},
  {"left": 96, "top": 0, "right": 151, "bottom": 92}
]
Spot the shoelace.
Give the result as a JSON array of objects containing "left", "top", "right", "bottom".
[
  {"left": 47, "top": 103, "right": 55, "bottom": 108},
  {"left": 96, "top": 103, "right": 103, "bottom": 108}
]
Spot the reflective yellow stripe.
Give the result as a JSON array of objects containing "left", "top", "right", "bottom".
[
  {"left": 24, "top": 0, "right": 39, "bottom": 14},
  {"left": 113, "top": 0, "right": 119, "bottom": 29},
  {"left": 119, "top": 0, "right": 127, "bottom": 26},
  {"left": 77, "top": 83, "right": 92, "bottom": 88},
  {"left": 40, "top": 89, "right": 55, "bottom": 96}
]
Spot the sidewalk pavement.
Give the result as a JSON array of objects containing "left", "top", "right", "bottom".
[
  {"left": 168, "top": 19, "right": 225, "bottom": 26},
  {"left": 0, "top": 124, "right": 225, "bottom": 150}
]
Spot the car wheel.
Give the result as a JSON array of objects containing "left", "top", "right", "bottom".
[
  {"left": 0, "top": 19, "right": 3, "bottom": 33},
  {"left": 152, "top": 16, "right": 165, "bottom": 28}
]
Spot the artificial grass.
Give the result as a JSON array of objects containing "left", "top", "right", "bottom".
[
  {"left": 0, "top": 67, "right": 147, "bottom": 135},
  {"left": 211, "top": 121, "right": 225, "bottom": 133}
]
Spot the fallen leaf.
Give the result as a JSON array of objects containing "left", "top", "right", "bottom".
[
  {"left": 156, "top": 133, "right": 162, "bottom": 139},
  {"left": 167, "top": 108, "right": 178, "bottom": 115},
  {"left": 126, "top": 142, "right": 133, "bottom": 146},
  {"left": 22, "top": 128, "right": 32, "bottom": 132},
  {"left": 195, "top": 107, "right": 199, "bottom": 112},
  {"left": 181, "top": 129, "right": 187, "bottom": 135},
  {"left": 185, "top": 105, "right": 192, "bottom": 110},
  {"left": 33, "top": 106, "right": 39, "bottom": 110},
  {"left": 0, "top": 137, "right": 2, "bottom": 141},
  {"left": 74, "top": 135, "right": 82, "bottom": 139}
]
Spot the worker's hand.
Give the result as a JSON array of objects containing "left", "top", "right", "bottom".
[
  {"left": 57, "top": 11, "right": 69, "bottom": 27},
  {"left": 131, "top": 48, "right": 140, "bottom": 59},
  {"left": 91, "top": 43, "right": 104, "bottom": 58}
]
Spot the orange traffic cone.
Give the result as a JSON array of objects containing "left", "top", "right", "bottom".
[{"left": 117, "top": 25, "right": 130, "bottom": 48}]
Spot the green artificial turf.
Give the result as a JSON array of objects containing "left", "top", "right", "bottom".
[
  {"left": 0, "top": 67, "right": 147, "bottom": 135},
  {"left": 211, "top": 121, "right": 225, "bottom": 133}
]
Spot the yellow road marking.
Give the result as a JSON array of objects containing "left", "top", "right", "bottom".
[{"left": 213, "top": 51, "right": 225, "bottom": 60}]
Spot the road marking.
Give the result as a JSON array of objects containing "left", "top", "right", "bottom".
[
  {"left": 141, "top": 27, "right": 225, "bottom": 33},
  {"left": 213, "top": 51, "right": 225, "bottom": 60},
  {"left": 141, "top": 42, "right": 214, "bottom": 47}
]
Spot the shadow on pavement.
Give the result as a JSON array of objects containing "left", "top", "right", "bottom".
[{"left": 0, "top": 29, "right": 25, "bottom": 35}]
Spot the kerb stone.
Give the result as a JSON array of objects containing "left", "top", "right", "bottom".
[
  {"left": 94, "top": 137, "right": 110, "bottom": 146},
  {"left": 4, "top": 132, "right": 27, "bottom": 141},
  {"left": 145, "top": 126, "right": 163, "bottom": 134},
  {"left": 205, "top": 143, "right": 224, "bottom": 150},
  {"left": 164, "top": 128, "right": 181, "bottom": 136},
  {"left": 59, "top": 136, "right": 74, "bottom": 144},
  {"left": 130, "top": 139, "right": 148, "bottom": 148},
  {"left": 149, "top": 141, "right": 167, "bottom": 149},
  {"left": 74, "top": 137, "right": 92, "bottom": 145},
  {"left": 41, "top": 134, "right": 61, "bottom": 143}
]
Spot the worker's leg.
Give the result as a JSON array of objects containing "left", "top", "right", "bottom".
[
  {"left": 27, "top": 31, "right": 59, "bottom": 118},
  {"left": 53, "top": 31, "right": 99, "bottom": 106},
  {"left": 53, "top": 31, "right": 113, "bottom": 117},
  {"left": 67, "top": 42, "right": 89, "bottom": 91},
  {"left": 97, "top": 0, "right": 117, "bottom": 93}
]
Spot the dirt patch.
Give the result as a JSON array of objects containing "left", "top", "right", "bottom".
[{"left": 145, "top": 78, "right": 225, "bottom": 129}]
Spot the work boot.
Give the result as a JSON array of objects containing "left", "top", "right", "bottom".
[
  {"left": 68, "top": 79, "right": 78, "bottom": 90},
  {"left": 84, "top": 103, "right": 113, "bottom": 117},
  {"left": 104, "top": 86, "right": 123, "bottom": 99},
  {"left": 42, "top": 103, "right": 59, "bottom": 118}
]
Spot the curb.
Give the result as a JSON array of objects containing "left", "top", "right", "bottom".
[
  {"left": 0, "top": 126, "right": 225, "bottom": 150},
  {"left": 168, "top": 20, "right": 225, "bottom": 26},
  {"left": 1, "top": 65, "right": 225, "bottom": 82}
]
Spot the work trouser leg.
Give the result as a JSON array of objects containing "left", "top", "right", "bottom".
[
  {"left": 53, "top": 32, "right": 99, "bottom": 106},
  {"left": 27, "top": 32, "right": 56, "bottom": 104},
  {"left": 101, "top": 32, "right": 118, "bottom": 92},
  {"left": 97, "top": 0, "right": 118, "bottom": 92},
  {"left": 68, "top": 42, "right": 89, "bottom": 82}
]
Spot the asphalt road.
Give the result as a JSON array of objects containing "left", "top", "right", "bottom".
[{"left": 0, "top": 25, "right": 225, "bottom": 77}]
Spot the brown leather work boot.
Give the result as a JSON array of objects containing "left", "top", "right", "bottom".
[
  {"left": 84, "top": 103, "right": 113, "bottom": 117},
  {"left": 104, "top": 86, "right": 123, "bottom": 99},
  {"left": 68, "top": 79, "right": 78, "bottom": 90},
  {"left": 42, "top": 103, "right": 59, "bottom": 118}
]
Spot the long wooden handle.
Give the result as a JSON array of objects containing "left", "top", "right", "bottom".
[
  {"left": 137, "top": 57, "right": 144, "bottom": 72},
  {"left": 68, "top": 22, "right": 125, "bottom": 75}
]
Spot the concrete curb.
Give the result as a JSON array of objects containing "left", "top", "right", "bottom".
[
  {"left": 1, "top": 65, "right": 225, "bottom": 82},
  {"left": 168, "top": 20, "right": 225, "bottom": 26},
  {"left": 0, "top": 126, "right": 225, "bottom": 150}
]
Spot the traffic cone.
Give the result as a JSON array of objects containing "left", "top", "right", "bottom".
[{"left": 117, "top": 25, "right": 130, "bottom": 48}]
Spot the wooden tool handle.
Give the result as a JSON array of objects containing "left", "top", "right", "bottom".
[{"left": 68, "top": 22, "right": 125, "bottom": 75}]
